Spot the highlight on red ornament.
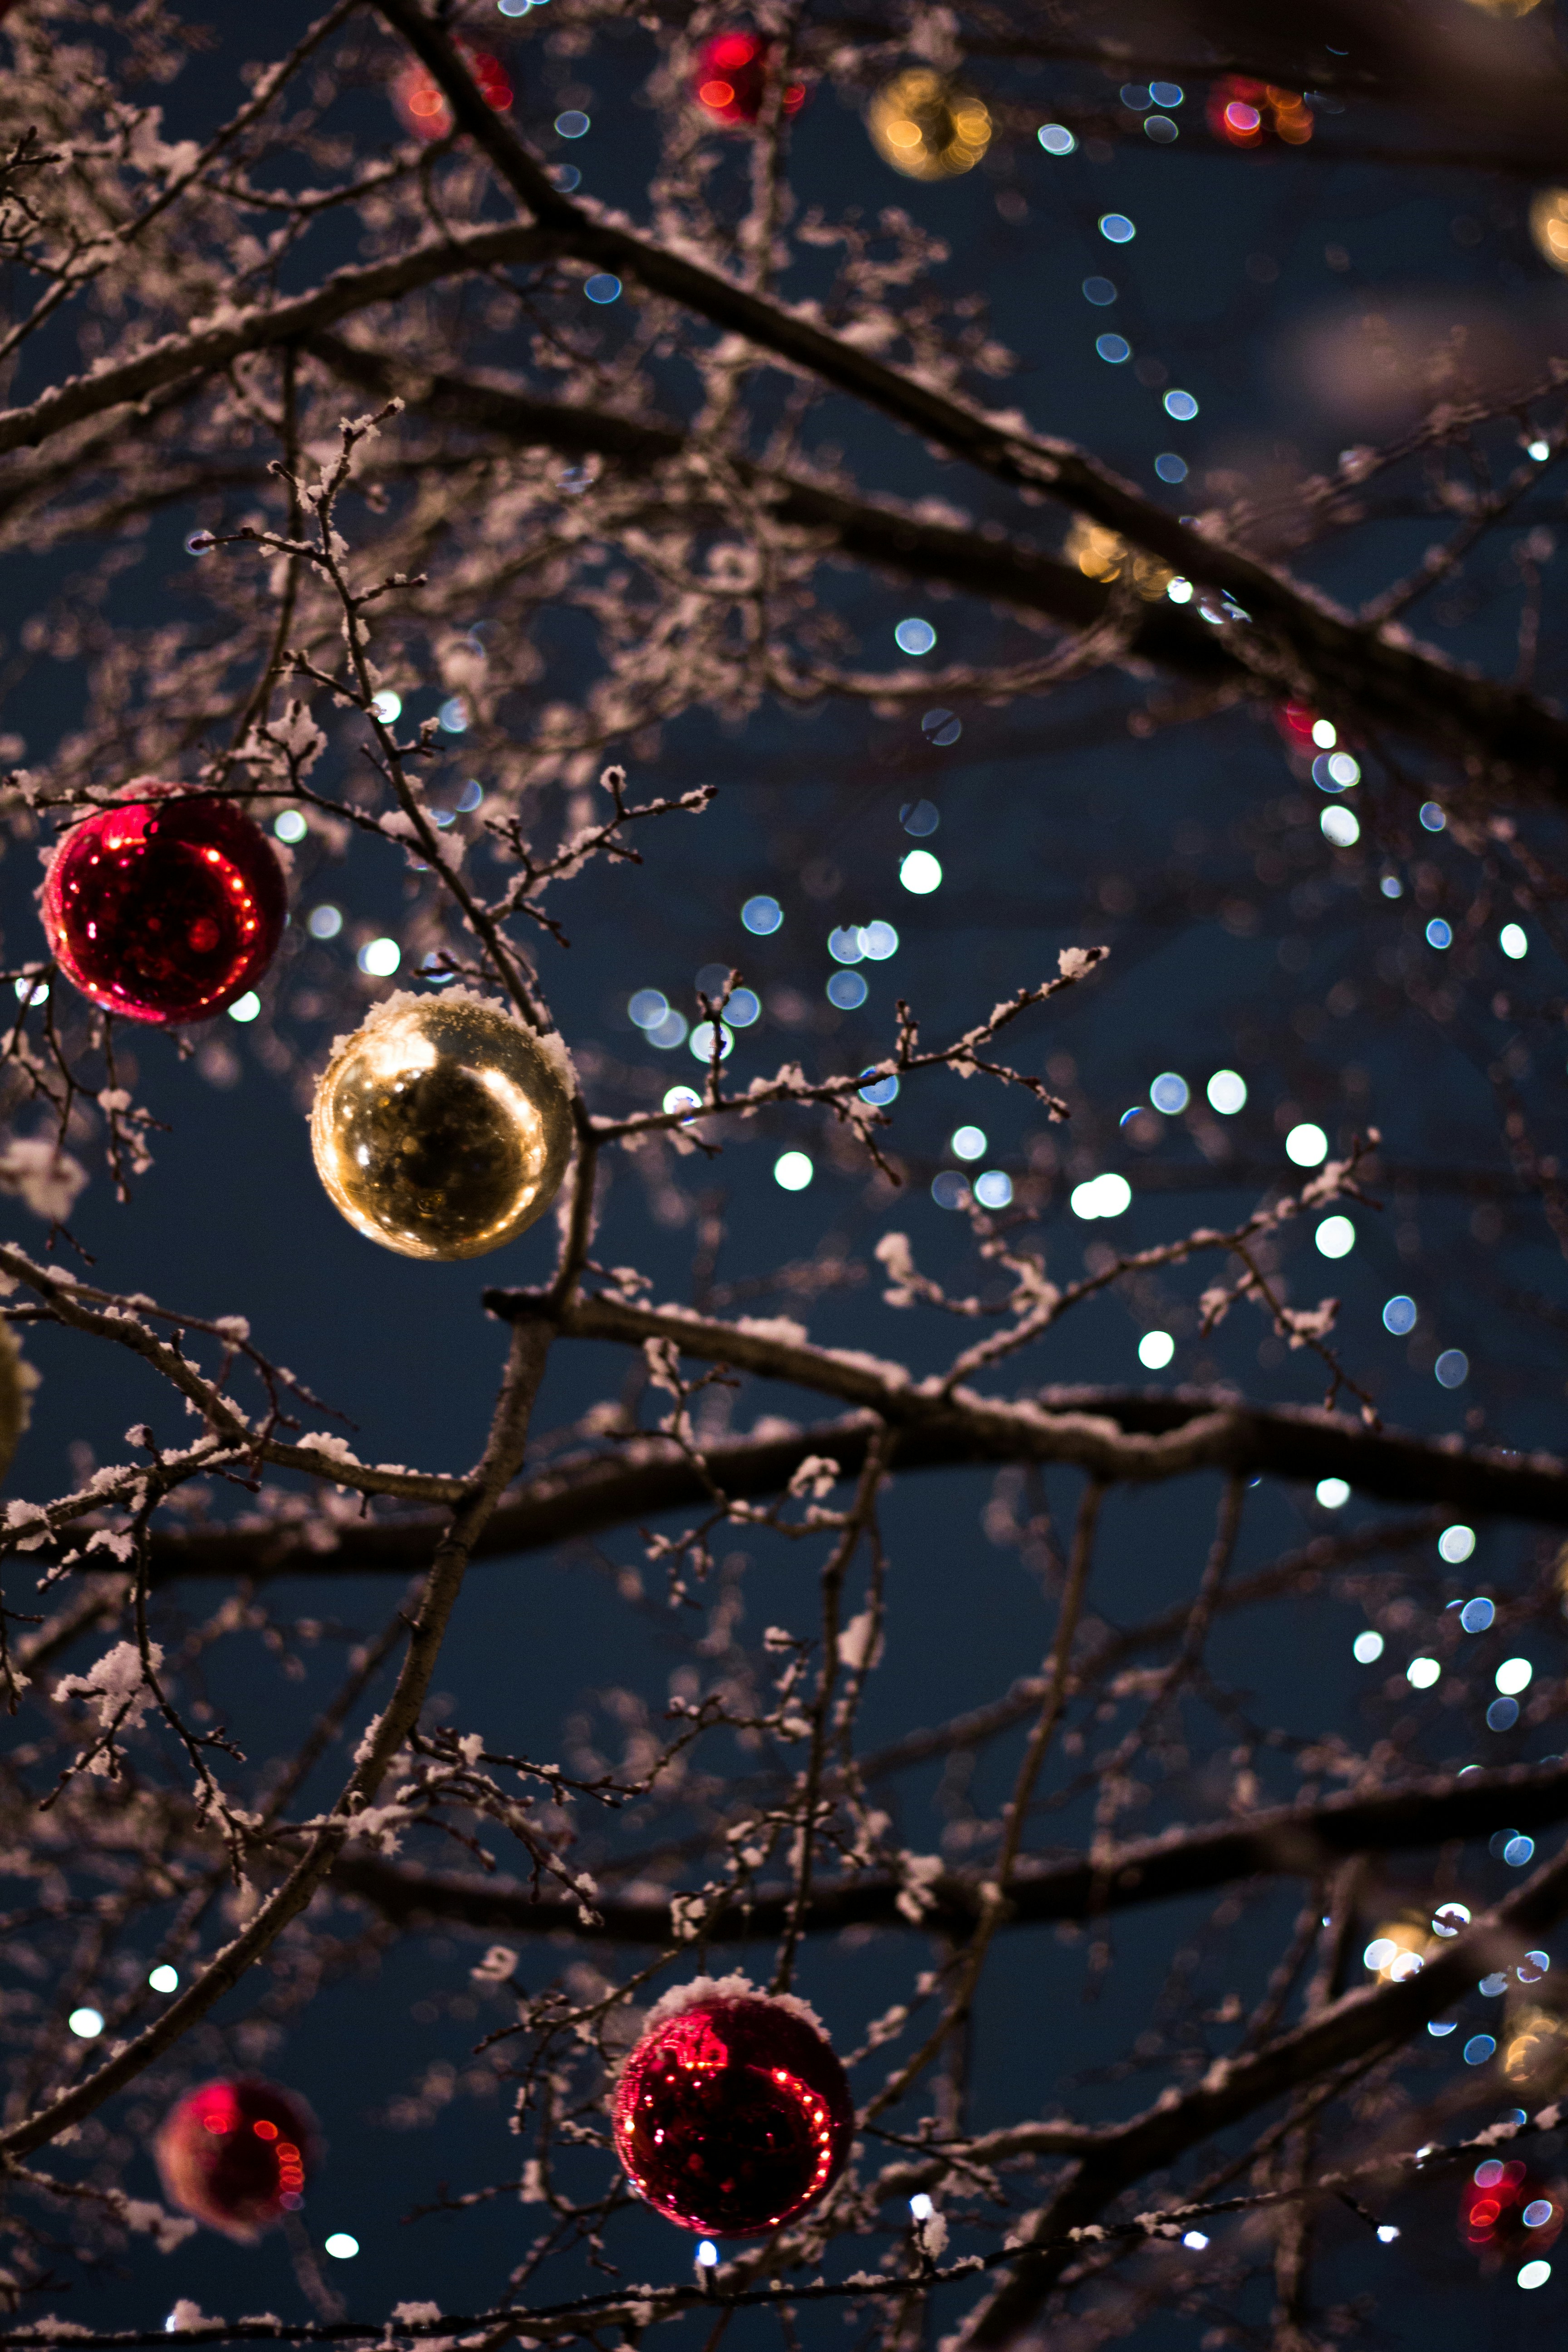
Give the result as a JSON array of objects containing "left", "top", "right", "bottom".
[
  {"left": 42, "top": 789, "right": 287, "bottom": 1026},
  {"left": 154, "top": 2078, "right": 319, "bottom": 2243},
  {"left": 1207, "top": 78, "right": 1314, "bottom": 149},
  {"left": 394, "top": 44, "right": 513, "bottom": 143},
  {"left": 692, "top": 33, "right": 805, "bottom": 128},
  {"left": 612, "top": 1980, "right": 853, "bottom": 2236},
  {"left": 1461, "top": 2158, "right": 1565, "bottom": 2268}
]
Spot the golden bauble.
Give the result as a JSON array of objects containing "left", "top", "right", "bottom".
[
  {"left": 0, "top": 1314, "right": 35, "bottom": 1485},
  {"left": 309, "top": 993, "right": 575, "bottom": 1262},
  {"left": 867, "top": 69, "right": 991, "bottom": 181},
  {"left": 1531, "top": 189, "right": 1568, "bottom": 274}
]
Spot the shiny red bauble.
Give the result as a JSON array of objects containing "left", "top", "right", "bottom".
[
  {"left": 394, "top": 44, "right": 512, "bottom": 142},
  {"left": 42, "top": 790, "right": 286, "bottom": 1025},
  {"left": 612, "top": 1987, "right": 853, "bottom": 2236},
  {"left": 693, "top": 34, "right": 805, "bottom": 127},
  {"left": 154, "top": 2078, "right": 318, "bottom": 2242},
  {"left": 1461, "top": 2158, "right": 1564, "bottom": 2266}
]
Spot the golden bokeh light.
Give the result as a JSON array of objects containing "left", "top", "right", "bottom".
[
  {"left": 1531, "top": 189, "right": 1568, "bottom": 274},
  {"left": 1504, "top": 2003, "right": 1568, "bottom": 2092},
  {"left": 867, "top": 69, "right": 991, "bottom": 181},
  {"left": 1362, "top": 1913, "right": 1433, "bottom": 1980},
  {"left": 1064, "top": 518, "right": 1173, "bottom": 602}
]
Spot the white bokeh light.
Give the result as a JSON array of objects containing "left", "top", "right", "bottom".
[
  {"left": 900, "top": 850, "right": 942, "bottom": 894},
  {"left": 1070, "top": 1172, "right": 1132, "bottom": 1220}
]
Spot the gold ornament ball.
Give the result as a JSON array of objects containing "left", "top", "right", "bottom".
[
  {"left": 867, "top": 69, "right": 991, "bottom": 181},
  {"left": 309, "top": 993, "right": 575, "bottom": 1262},
  {"left": 0, "top": 1316, "right": 36, "bottom": 1485},
  {"left": 1531, "top": 189, "right": 1568, "bottom": 274}
]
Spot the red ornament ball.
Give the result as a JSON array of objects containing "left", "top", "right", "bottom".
[
  {"left": 43, "top": 790, "right": 286, "bottom": 1025},
  {"left": 154, "top": 2077, "right": 319, "bottom": 2242},
  {"left": 612, "top": 1986, "right": 853, "bottom": 2236},
  {"left": 693, "top": 33, "right": 805, "bottom": 127}
]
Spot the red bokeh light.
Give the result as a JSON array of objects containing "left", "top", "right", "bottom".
[
  {"left": 1207, "top": 78, "right": 1313, "bottom": 150},
  {"left": 692, "top": 33, "right": 805, "bottom": 127},
  {"left": 154, "top": 2078, "right": 319, "bottom": 2242},
  {"left": 1460, "top": 2159, "right": 1565, "bottom": 2268},
  {"left": 394, "top": 44, "right": 513, "bottom": 143},
  {"left": 1275, "top": 702, "right": 1320, "bottom": 749},
  {"left": 43, "top": 789, "right": 286, "bottom": 1026}
]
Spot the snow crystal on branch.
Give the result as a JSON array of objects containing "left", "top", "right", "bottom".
[
  {"left": 0, "top": 1139, "right": 88, "bottom": 1223},
  {"left": 54, "top": 1640, "right": 163, "bottom": 1763}
]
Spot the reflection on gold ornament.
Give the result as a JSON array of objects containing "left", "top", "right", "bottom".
[
  {"left": 1064, "top": 518, "right": 1174, "bottom": 602},
  {"left": 1531, "top": 190, "right": 1568, "bottom": 274},
  {"left": 1463, "top": 0, "right": 1544, "bottom": 15},
  {"left": 867, "top": 69, "right": 990, "bottom": 181},
  {"left": 0, "top": 1318, "right": 35, "bottom": 1486},
  {"left": 310, "top": 993, "right": 574, "bottom": 1261}
]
